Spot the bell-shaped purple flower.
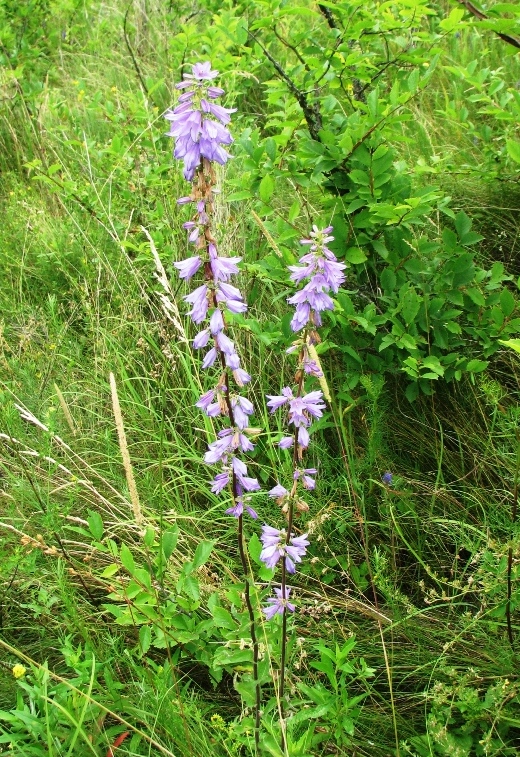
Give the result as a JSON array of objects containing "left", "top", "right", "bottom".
[
  {"left": 259, "top": 525, "right": 309, "bottom": 574},
  {"left": 211, "top": 471, "right": 230, "bottom": 494},
  {"left": 174, "top": 255, "right": 202, "bottom": 280},
  {"left": 263, "top": 586, "right": 296, "bottom": 620},
  {"left": 165, "top": 62, "right": 235, "bottom": 181},
  {"left": 269, "top": 484, "right": 289, "bottom": 498},
  {"left": 184, "top": 284, "right": 209, "bottom": 324},
  {"left": 226, "top": 498, "right": 258, "bottom": 519},
  {"left": 287, "top": 226, "right": 346, "bottom": 332}
]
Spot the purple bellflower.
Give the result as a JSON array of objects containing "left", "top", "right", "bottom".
[
  {"left": 263, "top": 586, "right": 296, "bottom": 620},
  {"left": 260, "top": 525, "right": 309, "bottom": 574},
  {"left": 287, "top": 225, "right": 346, "bottom": 332},
  {"left": 262, "top": 224, "right": 341, "bottom": 619},
  {"left": 266, "top": 387, "right": 325, "bottom": 451},
  {"left": 165, "top": 62, "right": 235, "bottom": 181},
  {"left": 168, "top": 62, "right": 260, "bottom": 515}
]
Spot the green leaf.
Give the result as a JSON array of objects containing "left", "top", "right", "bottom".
[
  {"left": 248, "top": 532, "right": 262, "bottom": 563},
  {"left": 399, "top": 333, "right": 417, "bottom": 350},
  {"left": 407, "top": 68, "right": 420, "bottom": 93},
  {"left": 288, "top": 200, "right": 300, "bottom": 223},
  {"left": 422, "top": 356, "right": 444, "bottom": 374},
  {"left": 500, "top": 288, "right": 516, "bottom": 317},
  {"left": 439, "top": 6, "right": 464, "bottom": 31},
  {"left": 120, "top": 544, "right": 135, "bottom": 575},
  {"left": 465, "top": 288, "right": 486, "bottom": 307},
  {"left": 459, "top": 231, "right": 483, "bottom": 246},
  {"left": 339, "top": 131, "right": 353, "bottom": 153},
  {"left": 346, "top": 198, "right": 365, "bottom": 214},
  {"left": 499, "top": 338, "right": 520, "bottom": 354},
  {"left": 134, "top": 568, "right": 151, "bottom": 589},
  {"left": 192, "top": 540, "right": 215, "bottom": 570},
  {"left": 182, "top": 574, "right": 200, "bottom": 601},
  {"left": 507, "top": 139, "right": 520, "bottom": 164},
  {"left": 212, "top": 606, "right": 236, "bottom": 630},
  {"left": 380, "top": 267, "right": 396, "bottom": 293},
  {"left": 161, "top": 527, "right": 179, "bottom": 560},
  {"left": 400, "top": 287, "right": 420, "bottom": 325},
  {"left": 236, "top": 18, "right": 248, "bottom": 45},
  {"left": 139, "top": 625, "right": 151, "bottom": 655},
  {"left": 403, "top": 258, "right": 425, "bottom": 275},
  {"left": 349, "top": 169, "right": 370, "bottom": 186},
  {"left": 228, "top": 190, "right": 252, "bottom": 202},
  {"left": 87, "top": 511, "right": 103, "bottom": 541},
  {"left": 143, "top": 526, "right": 155, "bottom": 548},
  {"left": 442, "top": 228, "right": 458, "bottom": 250},
  {"left": 372, "top": 240, "right": 388, "bottom": 259},
  {"left": 264, "top": 137, "right": 277, "bottom": 161},
  {"left": 466, "top": 359, "right": 489, "bottom": 373},
  {"left": 454, "top": 211, "right": 471, "bottom": 240},
  {"left": 234, "top": 679, "right": 258, "bottom": 708},
  {"left": 405, "top": 382, "right": 420, "bottom": 402},
  {"left": 345, "top": 247, "right": 367, "bottom": 264},
  {"left": 259, "top": 174, "right": 274, "bottom": 203},
  {"left": 101, "top": 564, "right": 119, "bottom": 578}
]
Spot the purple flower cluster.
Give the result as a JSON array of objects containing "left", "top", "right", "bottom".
[
  {"left": 260, "top": 224, "right": 343, "bottom": 619},
  {"left": 167, "top": 62, "right": 259, "bottom": 514},
  {"left": 266, "top": 387, "right": 325, "bottom": 451},
  {"left": 260, "top": 525, "right": 309, "bottom": 574},
  {"left": 260, "top": 526, "right": 308, "bottom": 620},
  {"left": 287, "top": 225, "right": 346, "bottom": 332},
  {"left": 165, "top": 62, "right": 235, "bottom": 180}
]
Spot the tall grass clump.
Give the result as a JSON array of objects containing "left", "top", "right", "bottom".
[{"left": 2, "top": 1, "right": 520, "bottom": 756}]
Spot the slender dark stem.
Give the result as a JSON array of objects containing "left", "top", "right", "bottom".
[
  {"left": 237, "top": 508, "right": 261, "bottom": 752},
  {"left": 278, "top": 347, "right": 307, "bottom": 753},
  {"left": 506, "top": 430, "right": 520, "bottom": 649},
  {"left": 455, "top": 0, "right": 520, "bottom": 50},
  {"left": 280, "top": 558, "right": 288, "bottom": 754},
  {"left": 247, "top": 30, "right": 322, "bottom": 140},
  {"left": 318, "top": 3, "right": 337, "bottom": 29}
]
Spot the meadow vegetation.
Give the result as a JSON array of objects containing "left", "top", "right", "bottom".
[{"left": 1, "top": 0, "right": 520, "bottom": 755}]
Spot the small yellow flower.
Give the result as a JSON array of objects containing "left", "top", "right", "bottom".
[
  {"left": 210, "top": 713, "right": 225, "bottom": 730},
  {"left": 12, "top": 664, "right": 26, "bottom": 679}
]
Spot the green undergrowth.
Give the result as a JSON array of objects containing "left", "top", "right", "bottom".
[{"left": 2, "top": 0, "right": 520, "bottom": 755}]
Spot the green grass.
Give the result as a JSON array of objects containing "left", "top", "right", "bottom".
[{"left": 2, "top": 1, "right": 520, "bottom": 755}]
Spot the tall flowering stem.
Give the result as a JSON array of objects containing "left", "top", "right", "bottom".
[
  {"left": 262, "top": 225, "right": 346, "bottom": 749},
  {"left": 165, "top": 62, "right": 261, "bottom": 748}
]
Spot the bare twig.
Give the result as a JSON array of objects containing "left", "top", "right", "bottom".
[
  {"left": 123, "top": 3, "right": 150, "bottom": 96},
  {"left": 456, "top": 0, "right": 520, "bottom": 50},
  {"left": 248, "top": 30, "right": 322, "bottom": 140}
]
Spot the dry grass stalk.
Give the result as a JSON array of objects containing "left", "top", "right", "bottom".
[
  {"left": 109, "top": 372, "right": 143, "bottom": 526},
  {"left": 53, "top": 382, "right": 77, "bottom": 436}
]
